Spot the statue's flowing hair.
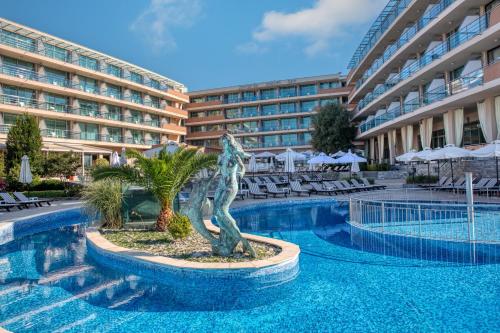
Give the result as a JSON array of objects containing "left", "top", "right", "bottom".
[{"left": 221, "top": 133, "right": 249, "bottom": 159}]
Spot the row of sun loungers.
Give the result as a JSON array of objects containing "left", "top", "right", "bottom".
[
  {"left": 420, "top": 177, "right": 500, "bottom": 195},
  {"left": 0, "top": 192, "right": 52, "bottom": 211}
]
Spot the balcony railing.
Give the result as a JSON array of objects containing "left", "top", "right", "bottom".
[
  {"left": 354, "top": 12, "right": 489, "bottom": 115},
  {"left": 355, "top": 0, "right": 455, "bottom": 88},
  {"left": 241, "top": 140, "right": 311, "bottom": 149},
  {"left": 0, "top": 30, "right": 181, "bottom": 95},
  {"left": 358, "top": 67, "right": 484, "bottom": 133}
]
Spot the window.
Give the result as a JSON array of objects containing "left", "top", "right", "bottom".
[
  {"left": 281, "top": 133, "right": 298, "bottom": 146},
  {"left": 463, "top": 121, "right": 486, "bottom": 146},
  {"left": 242, "top": 91, "right": 256, "bottom": 101},
  {"left": 303, "top": 132, "right": 312, "bottom": 143},
  {"left": 0, "top": 30, "right": 36, "bottom": 52},
  {"left": 79, "top": 76, "right": 98, "bottom": 94},
  {"left": 450, "top": 66, "right": 464, "bottom": 81},
  {"left": 45, "top": 119, "right": 69, "bottom": 138},
  {"left": 2, "top": 56, "right": 35, "bottom": 79},
  {"left": 262, "top": 120, "right": 279, "bottom": 131},
  {"left": 79, "top": 123, "right": 98, "bottom": 140},
  {"left": 190, "top": 126, "right": 205, "bottom": 133},
  {"left": 488, "top": 46, "right": 500, "bottom": 65},
  {"left": 243, "top": 136, "right": 259, "bottom": 148},
  {"left": 79, "top": 100, "right": 99, "bottom": 117},
  {"left": 45, "top": 93, "right": 68, "bottom": 112},
  {"left": 225, "top": 93, "right": 240, "bottom": 103},
  {"left": 79, "top": 55, "right": 98, "bottom": 71},
  {"left": 301, "top": 100, "right": 318, "bottom": 112},
  {"left": 191, "top": 97, "right": 205, "bottom": 103},
  {"left": 281, "top": 118, "right": 297, "bottom": 130},
  {"left": 263, "top": 135, "right": 280, "bottom": 147},
  {"left": 106, "top": 127, "right": 122, "bottom": 142},
  {"left": 260, "top": 88, "right": 276, "bottom": 100},
  {"left": 130, "top": 90, "right": 143, "bottom": 104},
  {"left": 2, "top": 86, "right": 36, "bottom": 107},
  {"left": 226, "top": 123, "right": 240, "bottom": 133},
  {"left": 3, "top": 113, "right": 19, "bottom": 126},
  {"left": 300, "top": 84, "right": 317, "bottom": 96},
  {"left": 150, "top": 95, "right": 160, "bottom": 108},
  {"left": 149, "top": 79, "right": 161, "bottom": 90},
  {"left": 45, "top": 68, "right": 69, "bottom": 87},
  {"left": 207, "top": 109, "right": 222, "bottom": 117},
  {"left": 130, "top": 110, "right": 143, "bottom": 124},
  {"left": 149, "top": 133, "right": 160, "bottom": 145},
  {"left": 242, "top": 121, "right": 258, "bottom": 132},
  {"left": 191, "top": 111, "right": 205, "bottom": 118},
  {"left": 206, "top": 124, "right": 222, "bottom": 131},
  {"left": 280, "top": 103, "right": 296, "bottom": 113},
  {"left": 320, "top": 98, "right": 338, "bottom": 106},
  {"left": 225, "top": 108, "right": 240, "bottom": 119},
  {"left": 242, "top": 106, "right": 258, "bottom": 118},
  {"left": 262, "top": 104, "right": 278, "bottom": 116},
  {"left": 148, "top": 114, "right": 160, "bottom": 127},
  {"left": 44, "top": 43, "right": 69, "bottom": 62},
  {"left": 301, "top": 116, "right": 312, "bottom": 128},
  {"left": 106, "top": 84, "right": 122, "bottom": 99},
  {"left": 206, "top": 95, "right": 220, "bottom": 101},
  {"left": 279, "top": 86, "right": 296, "bottom": 98},
  {"left": 431, "top": 129, "right": 445, "bottom": 148},
  {"left": 130, "top": 72, "right": 143, "bottom": 84},
  {"left": 105, "top": 105, "right": 122, "bottom": 121},
  {"left": 320, "top": 81, "right": 342, "bottom": 89},
  {"left": 107, "top": 64, "right": 122, "bottom": 78}
]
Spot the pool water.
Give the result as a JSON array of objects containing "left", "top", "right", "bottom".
[{"left": 0, "top": 202, "right": 499, "bottom": 332}]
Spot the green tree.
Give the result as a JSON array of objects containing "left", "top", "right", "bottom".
[
  {"left": 42, "top": 151, "right": 81, "bottom": 180},
  {"left": 5, "top": 114, "right": 43, "bottom": 177},
  {"left": 311, "top": 103, "right": 356, "bottom": 153},
  {"left": 92, "top": 147, "right": 217, "bottom": 232}
]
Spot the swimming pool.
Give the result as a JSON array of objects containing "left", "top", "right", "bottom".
[{"left": 0, "top": 201, "right": 499, "bottom": 332}]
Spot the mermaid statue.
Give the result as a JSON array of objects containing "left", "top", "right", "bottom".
[{"left": 182, "top": 133, "right": 256, "bottom": 257}]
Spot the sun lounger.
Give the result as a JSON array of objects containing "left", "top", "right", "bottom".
[
  {"left": 290, "top": 181, "right": 311, "bottom": 196},
  {"left": 271, "top": 176, "right": 287, "bottom": 185},
  {"left": 361, "top": 178, "right": 385, "bottom": 189},
  {"left": 13, "top": 192, "right": 52, "bottom": 206},
  {"left": 310, "top": 182, "right": 336, "bottom": 195},
  {"left": 248, "top": 183, "right": 268, "bottom": 198},
  {"left": 264, "top": 183, "right": 288, "bottom": 198},
  {"left": 0, "top": 192, "right": 37, "bottom": 209},
  {"left": 350, "top": 179, "right": 377, "bottom": 191}
]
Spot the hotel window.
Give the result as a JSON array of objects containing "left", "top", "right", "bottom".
[
  {"left": 463, "top": 121, "right": 486, "bottom": 146},
  {"left": 79, "top": 100, "right": 99, "bottom": 117},
  {"left": 150, "top": 95, "right": 160, "bottom": 108},
  {"left": 150, "top": 79, "right": 161, "bottom": 90},
  {"left": 106, "top": 84, "right": 122, "bottom": 99},
  {"left": 206, "top": 95, "right": 220, "bottom": 101},
  {"left": 263, "top": 135, "right": 280, "bottom": 147},
  {"left": 3, "top": 113, "right": 19, "bottom": 126},
  {"left": 45, "top": 68, "right": 69, "bottom": 87},
  {"left": 281, "top": 118, "right": 297, "bottom": 130},
  {"left": 207, "top": 109, "right": 222, "bottom": 117},
  {"left": 243, "top": 136, "right": 259, "bottom": 148},
  {"left": 79, "top": 55, "right": 98, "bottom": 71},
  {"left": 130, "top": 90, "right": 143, "bottom": 104},
  {"left": 191, "top": 111, "right": 205, "bottom": 118},
  {"left": 131, "top": 130, "right": 144, "bottom": 144},
  {"left": 106, "top": 105, "right": 122, "bottom": 121},
  {"left": 106, "top": 127, "right": 122, "bottom": 143},
  {"left": 45, "top": 93, "right": 68, "bottom": 112},
  {"left": 225, "top": 108, "right": 241, "bottom": 119},
  {"left": 225, "top": 93, "right": 240, "bottom": 103},
  {"left": 487, "top": 46, "right": 500, "bottom": 65},
  {"left": 190, "top": 126, "right": 205, "bottom": 133},
  {"left": 2, "top": 56, "right": 35, "bottom": 79},
  {"left": 226, "top": 122, "right": 240, "bottom": 133},
  {"left": 79, "top": 76, "right": 98, "bottom": 94},
  {"left": 301, "top": 116, "right": 312, "bottom": 128},
  {"left": 260, "top": 88, "right": 276, "bottom": 100},
  {"left": 280, "top": 103, "right": 296, "bottom": 113},
  {"left": 431, "top": 129, "right": 445, "bottom": 148},
  {"left": 242, "top": 91, "right": 256, "bottom": 101},
  {"left": 2, "top": 86, "right": 36, "bottom": 107},
  {"left": 206, "top": 124, "right": 222, "bottom": 132},
  {"left": 279, "top": 86, "right": 296, "bottom": 98},
  {"left": 262, "top": 104, "right": 278, "bottom": 116},
  {"left": 45, "top": 119, "right": 69, "bottom": 138},
  {"left": 320, "top": 98, "right": 338, "bottom": 106},
  {"left": 300, "top": 84, "right": 317, "bottom": 96},
  {"left": 107, "top": 64, "right": 122, "bottom": 78},
  {"left": 242, "top": 121, "right": 258, "bottom": 132},
  {"left": 262, "top": 120, "right": 279, "bottom": 131},
  {"left": 301, "top": 100, "right": 318, "bottom": 112},
  {"left": 303, "top": 132, "right": 312, "bottom": 143},
  {"left": 44, "top": 43, "right": 69, "bottom": 62},
  {"left": 242, "top": 106, "right": 258, "bottom": 118},
  {"left": 130, "top": 110, "right": 143, "bottom": 124},
  {"left": 130, "top": 72, "right": 143, "bottom": 84},
  {"left": 79, "top": 123, "right": 98, "bottom": 140},
  {"left": 192, "top": 97, "right": 205, "bottom": 103},
  {"left": 319, "top": 81, "right": 342, "bottom": 89},
  {"left": 149, "top": 114, "right": 160, "bottom": 127},
  {"left": 281, "top": 133, "right": 298, "bottom": 146},
  {"left": 0, "top": 30, "right": 36, "bottom": 52}
]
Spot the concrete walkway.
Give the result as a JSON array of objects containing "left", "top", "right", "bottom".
[{"left": 0, "top": 199, "right": 83, "bottom": 224}]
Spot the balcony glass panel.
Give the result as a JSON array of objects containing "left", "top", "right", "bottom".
[
  {"left": 301, "top": 116, "right": 312, "bottom": 128},
  {"left": 242, "top": 121, "right": 258, "bottom": 133},
  {"left": 281, "top": 133, "right": 298, "bottom": 146},
  {"left": 129, "top": 110, "right": 143, "bottom": 124},
  {"left": 301, "top": 100, "right": 318, "bottom": 112},
  {"left": 79, "top": 76, "right": 98, "bottom": 94},
  {"left": 242, "top": 106, "right": 258, "bottom": 118},
  {"left": 260, "top": 88, "right": 276, "bottom": 100},
  {"left": 263, "top": 135, "right": 280, "bottom": 147},
  {"left": 262, "top": 104, "right": 278, "bottom": 116},
  {"left": 45, "top": 68, "right": 69, "bottom": 87},
  {"left": 225, "top": 108, "right": 241, "bottom": 119},
  {"left": 0, "top": 30, "right": 36, "bottom": 52},
  {"left": 149, "top": 79, "right": 161, "bottom": 90},
  {"left": 206, "top": 95, "right": 219, "bottom": 101},
  {"left": 262, "top": 120, "right": 279, "bottom": 131},
  {"left": 45, "top": 93, "right": 69, "bottom": 113},
  {"left": 320, "top": 98, "right": 338, "bottom": 106},
  {"left": 79, "top": 123, "right": 99, "bottom": 141},
  {"left": 2, "top": 86, "right": 35, "bottom": 107},
  {"left": 130, "top": 72, "right": 143, "bottom": 84},
  {"left": 300, "top": 84, "right": 317, "bottom": 96},
  {"left": 107, "top": 64, "right": 122, "bottom": 78},
  {"left": 279, "top": 86, "right": 296, "bottom": 98},
  {"left": 2, "top": 57, "right": 36, "bottom": 79},
  {"left": 104, "top": 127, "right": 122, "bottom": 143},
  {"left": 79, "top": 55, "right": 98, "bottom": 71},
  {"left": 130, "top": 130, "right": 144, "bottom": 144},
  {"left": 225, "top": 93, "right": 240, "bottom": 104},
  {"left": 130, "top": 90, "right": 143, "bottom": 104},
  {"left": 243, "top": 136, "right": 259, "bottom": 148},
  {"left": 320, "top": 81, "right": 342, "bottom": 89},
  {"left": 281, "top": 118, "right": 298, "bottom": 130},
  {"left": 105, "top": 105, "right": 122, "bottom": 121},
  {"left": 149, "top": 96, "right": 160, "bottom": 108},
  {"left": 106, "top": 84, "right": 122, "bottom": 99},
  {"left": 280, "top": 102, "right": 296, "bottom": 113},
  {"left": 206, "top": 109, "right": 222, "bottom": 117},
  {"left": 44, "top": 119, "right": 69, "bottom": 138},
  {"left": 242, "top": 91, "right": 256, "bottom": 101},
  {"left": 44, "top": 43, "right": 69, "bottom": 62},
  {"left": 79, "top": 100, "right": 99, "bottom": 117}
]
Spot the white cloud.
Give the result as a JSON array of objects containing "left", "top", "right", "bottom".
[
  {"left": 130, "top": 0, "right": 202, "bottom": 52},
  {"left": 245, "top": 0, "right": 387, "bottom": 56},
  {"left": 236, "top": 41, "right": 268, "bottom": 55}
]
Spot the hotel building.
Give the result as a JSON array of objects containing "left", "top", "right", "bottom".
[
  {"left": 185, "top": 74, "right": 350, "bottom": 152},
  {"left": 347, "top": 0, "right": 500, "bottom": 164},
  {"left": 0, "top": 18, "right": 189, "bottom": 164}
]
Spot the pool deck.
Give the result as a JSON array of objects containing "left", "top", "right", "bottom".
[{"left": 0, "top": 200, "right": 83, "bottom": 224}]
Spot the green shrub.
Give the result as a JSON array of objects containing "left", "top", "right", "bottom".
[
  {"left": 23, "top": 190, "right": 70, "bottom": 198},
  {"left": 83, "top": 179, "right": 123, "bottom": 229},
  {"left": 94, "top": 158, "right": 109, "bottom": 168},
  {"left": 31, "top": 179, "right": 65, "bottom": 191},
  {"left": 167, "top": 214, "right": 192, "bottom": 239},
  {"left": 406, "top": 175, "right": 439, "bottom": 184}
]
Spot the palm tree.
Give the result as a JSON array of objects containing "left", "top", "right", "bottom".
[{"left": 92, "top": 147, "right": 217, "bottom": 232}]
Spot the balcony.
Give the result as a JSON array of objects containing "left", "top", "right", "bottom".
[
  {"left": 0, "top": 29, "right": 186, "bottom": 98},
  {"left": 354, "top": 12, "right": 490, "bottom": 117},
  {"left": 358, "top": 67, "right": 484, "bottom": 134}
]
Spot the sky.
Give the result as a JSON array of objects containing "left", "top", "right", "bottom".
[{"left": 1, "top": 0, "right": 387, "bottom": 91}]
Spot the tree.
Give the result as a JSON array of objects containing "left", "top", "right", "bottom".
[
  {"left": 311, "top": 103, "right": 356, "bottom": 154},
  {"left": 42, "top": 151, "right": 81, "bottom": 180},
  {"left": 5, "top": 114, "right": 43, "bottom": 177},
  {"left": 92, "top": 147, "right": 217, "bottom": 232}
]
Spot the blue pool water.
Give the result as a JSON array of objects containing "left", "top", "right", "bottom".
[{"left": 0, "top": 201, "right": 499, "bottom": 332}]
